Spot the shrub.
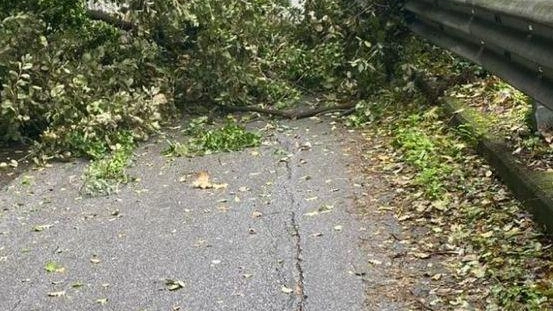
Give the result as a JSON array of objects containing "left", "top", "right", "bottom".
[
  {"left": 0, "top": 0, "right": 405, "bottom": 158},
  {"left": 0, "top": 12, "right": 172, "bottom": 159}
]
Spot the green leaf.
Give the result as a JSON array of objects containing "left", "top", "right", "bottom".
[
  {"left": 165, "top": 279, "right": 185, "bottom": 291},
  {"left": 45, "top": 261, "right": 64, "bottom": 273}
]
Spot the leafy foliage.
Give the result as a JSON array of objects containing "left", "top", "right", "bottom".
[
  {"left": 365, "top": 94, "right": 553, "bottom": 309},
  {"left": 345, "top": 27, "right": 553, "bottom": 307},
  {"left": 0, "top": 0, "right": 403, "bottom": 158},
  {"left": 0, "top": 11, "right": 170, "bottom": 160},
  {"left": 0, "top": 0, "right": 88, "bottom": 29},
  {"left": 164, "top": 117, "right": 261, "bottom": 157},
  {"left": 393, "top": 110, "right": 460, "bottom": 198},
  {"left": 81, "top": 130, "right": 135, "bottom": 196},
  {"left": 2, "top": 1, "right": 552, "bottom": 308}
]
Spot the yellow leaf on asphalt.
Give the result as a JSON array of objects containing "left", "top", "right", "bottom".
[
  {"left": 192, "top": 171, "right": 211, "bottom": 189},
  {"left": 192, "top": 171, "right": 227, "bottom": 189}
]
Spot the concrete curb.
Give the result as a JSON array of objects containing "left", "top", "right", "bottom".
[{"left": 443, "top": 97, "right": 553, "bottom": 234}]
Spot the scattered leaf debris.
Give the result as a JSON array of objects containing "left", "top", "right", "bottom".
[
  {"left": 165, "top": 279, "right": 185, "bottom": 291},
  {"left": 45, "top": 261, "right": 65, "bottom": 273},
  {"left": 191, "top": 171, "right": 227, "bottom": 190},
  {"left": 47, "top": 291, "right": 66, "bottom": 297},
  {"left": 281, "top": 285, "right": 293, "bottom": 294}
]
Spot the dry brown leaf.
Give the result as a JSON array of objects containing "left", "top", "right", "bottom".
[
  {"left": 412, "top": 252, "right": 431, "bottom": 259},
  {"left": 212, "top": 183, "right": 228, "bottom": 190},
  {"left": 192, "top": 171, "right": 211, "bottom": 189},
  {"left": 191, "top": 171, "right": 227, "bottom": 189}
]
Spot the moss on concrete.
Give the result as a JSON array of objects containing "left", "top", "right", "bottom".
[{"left": 443, "top": 97, "right": 553, "bottom": 233}]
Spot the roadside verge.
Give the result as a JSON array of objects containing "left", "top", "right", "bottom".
[{"left": 444, "top": 98, "right": 553, "bottom": 233}]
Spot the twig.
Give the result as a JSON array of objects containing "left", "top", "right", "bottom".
[
  {"left": 86, "top": 10, "right": 135, "bottom": 31},
  {"left": 409, "top": 289, "right": 436, "bottom": 311},
  {"left": 216, "top": 103, "right": 356, "bottom": 119}
]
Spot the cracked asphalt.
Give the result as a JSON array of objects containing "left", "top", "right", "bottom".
[{"left": 0, "top": 118, "right": 377, "bottom": 310}]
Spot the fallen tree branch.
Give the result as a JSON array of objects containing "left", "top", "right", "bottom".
[
  {"left": 86, "top": 10, "right": 135, "bottom": 31},
  {"left": 216, "top": 103, "right": 356, "bottom": 119},
  {"left": 412, "top": 69, "right": 474, "bottom": 104}
]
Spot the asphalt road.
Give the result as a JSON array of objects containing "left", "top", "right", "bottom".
[{"left": 0, "top": 118, "right": 372, "bottom": 311}]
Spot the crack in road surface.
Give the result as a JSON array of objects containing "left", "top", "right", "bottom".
[
  {"left": 291, "top": 211, "right": 306, "bottom": 311},
  {"left": 0, "top": 119, "right": 369, "bottom": 311},
  {"left": 276, "top": 131, "right": 306, "bottom": 310}
]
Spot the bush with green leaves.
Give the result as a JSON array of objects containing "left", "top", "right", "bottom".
[
  {"left": 298, "top": 0, "right": 406, "bottom": 95},
  {"left": 0, "top": 0, "right": 88, "bottom": 29},
  {"left": 0, "top": 11, "right": 172, "bottom": 159},
  {"left": 0, "top": 0, "right": 404, "bottom": 158},
  {"left": 117, "top": 0, "right": 404, "bottom": 105}
]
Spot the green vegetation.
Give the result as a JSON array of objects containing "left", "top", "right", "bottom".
[
  {"left": 364, "top": 95, "right": 553, "bottom": 309},
  {"left": 164, "top": 117, "right": 261, "bottom": 157},
  {"left": 392, "top": 108, "right": 463, "bottom": 198},
  {"left": 447, "top": 76, "right": 553, "bottom": 171},
  {"left": 81, "top": 131, "right": 135, "bottom": 196},
  {"left": 0, "top": 0, "right": 402, "bottom": 191},
  {"left": 0, "top": 5, "right": 167, "bottom": 157},
  {"left": 358, "top": 37, "right": 553, "bottom": 310},
  {"left": 2, "top": 1, "right": 552, "bottom": 308},
  {"left": 448, "top": 78, "right": 531, "bottom": 136},
  {"left": 44, "top": 261, "right": 64, "bottom": 273},
  {"left": 0, "top": 0, "right": 401, "bottom": 155}
]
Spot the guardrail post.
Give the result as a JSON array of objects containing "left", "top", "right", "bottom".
[{"left": 531, "top": 100, "right": 553, "bottom": 133}]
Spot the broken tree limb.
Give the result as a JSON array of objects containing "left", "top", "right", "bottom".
[
  {"left": 412, "top": 69, "right": 474, "bottom": 104},
  {"left": 216, "top": 103, "right": 356, "bottom": 119},
  {"left": 86, "top": 9, "right": 135, "bottom": 31}
]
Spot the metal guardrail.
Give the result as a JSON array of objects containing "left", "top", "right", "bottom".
[{"left": 404, "top": 0, "right": 553, "bottom": 110}]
